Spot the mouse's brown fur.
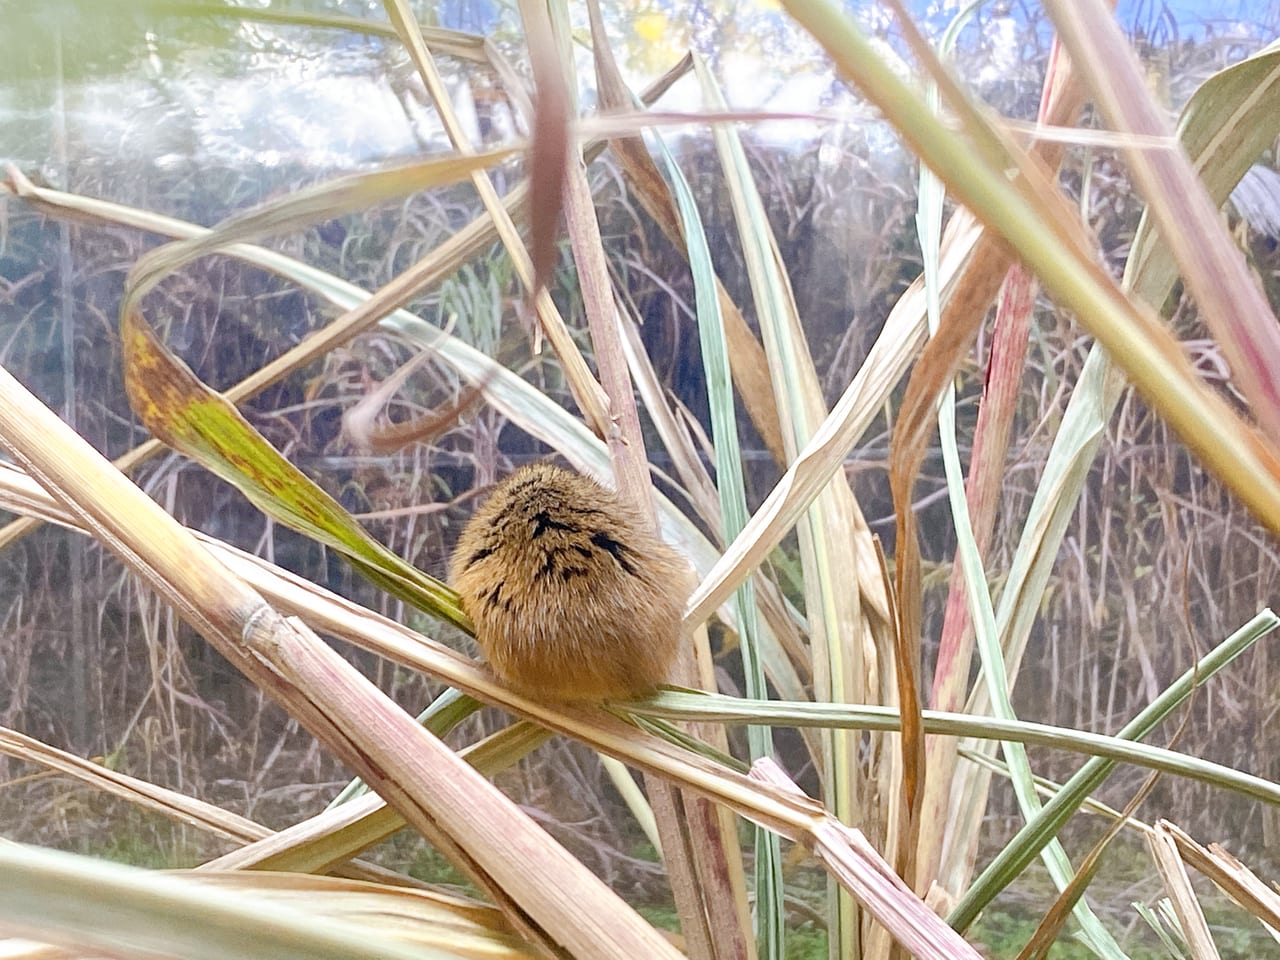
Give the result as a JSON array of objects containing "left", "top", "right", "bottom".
[{"left": 451, "top": 463, "right": 690, "bottom": 701}]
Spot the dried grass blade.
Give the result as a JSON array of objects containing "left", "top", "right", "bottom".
[
  {"left": 206, "top": 722, "right": 552, "bottom": 876},
  {"left": 125, "top": 149, "right": 515, "bottom": 302},
  {"left": 1162, "top": 820, "right": 1280, "bottom": 935},
  {"left": 508, "top": 0, "right": 568, "bottom": 301},
  {"left": 0, "top": 725, "right": 268, "bottom": 849},
  {"left": 176, "top": 872, "right": 534, "bottom": 958},
  {"left": 1149, "top": 824, "right": 1222, "bottom": 960},
  {"left": 163, "top": 3, "right": 495, "bottom": 63},
  {"left": 615, "top": 294, "right": 723, "bottom": 525},
  {"left": 1128, "top": 39, "right": 1280, "bottom": 303}
]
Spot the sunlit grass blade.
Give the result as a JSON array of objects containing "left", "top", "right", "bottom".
[{"left": 0, "top": 843, "right": 471, "bottom": 960}]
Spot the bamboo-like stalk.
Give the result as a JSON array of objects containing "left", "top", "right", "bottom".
[{"left": 0, "top": 361, "right": 684, "bottom": 958}]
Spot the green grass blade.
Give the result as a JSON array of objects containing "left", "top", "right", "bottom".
[
  {"left": 121, "top": 308, "right": 470, "bottom": 630},
  {"left": 949, "top": 609, "right": 1279, "bottom": 931},
  {"left": 692, "top": 52, "right": 868, "bottom": 960},
  {"left": 640, "top": 605, "right": 1278, "bottom": 808},
  {"left": 648, "top": 119, "right": 782, "bottom": 960}
]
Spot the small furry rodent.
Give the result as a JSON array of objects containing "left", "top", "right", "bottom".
[{"left": 451, "top": 462, "right": 689, "bottom": 701}]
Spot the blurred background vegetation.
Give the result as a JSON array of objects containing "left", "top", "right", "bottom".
[{"left": 4, "top": 1, "right": 1280, "bottom": 956}]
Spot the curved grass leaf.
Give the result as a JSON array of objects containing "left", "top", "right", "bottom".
[
  {"left": 121, "top": 308, "right": 470, "bottom": 630},
  {"left": 117, "top": 150, "right": 531, "bottom": 631}
]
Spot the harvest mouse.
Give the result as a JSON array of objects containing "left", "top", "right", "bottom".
[{"left": 451, "top": 463, "right": 690, "bottom": 701}]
